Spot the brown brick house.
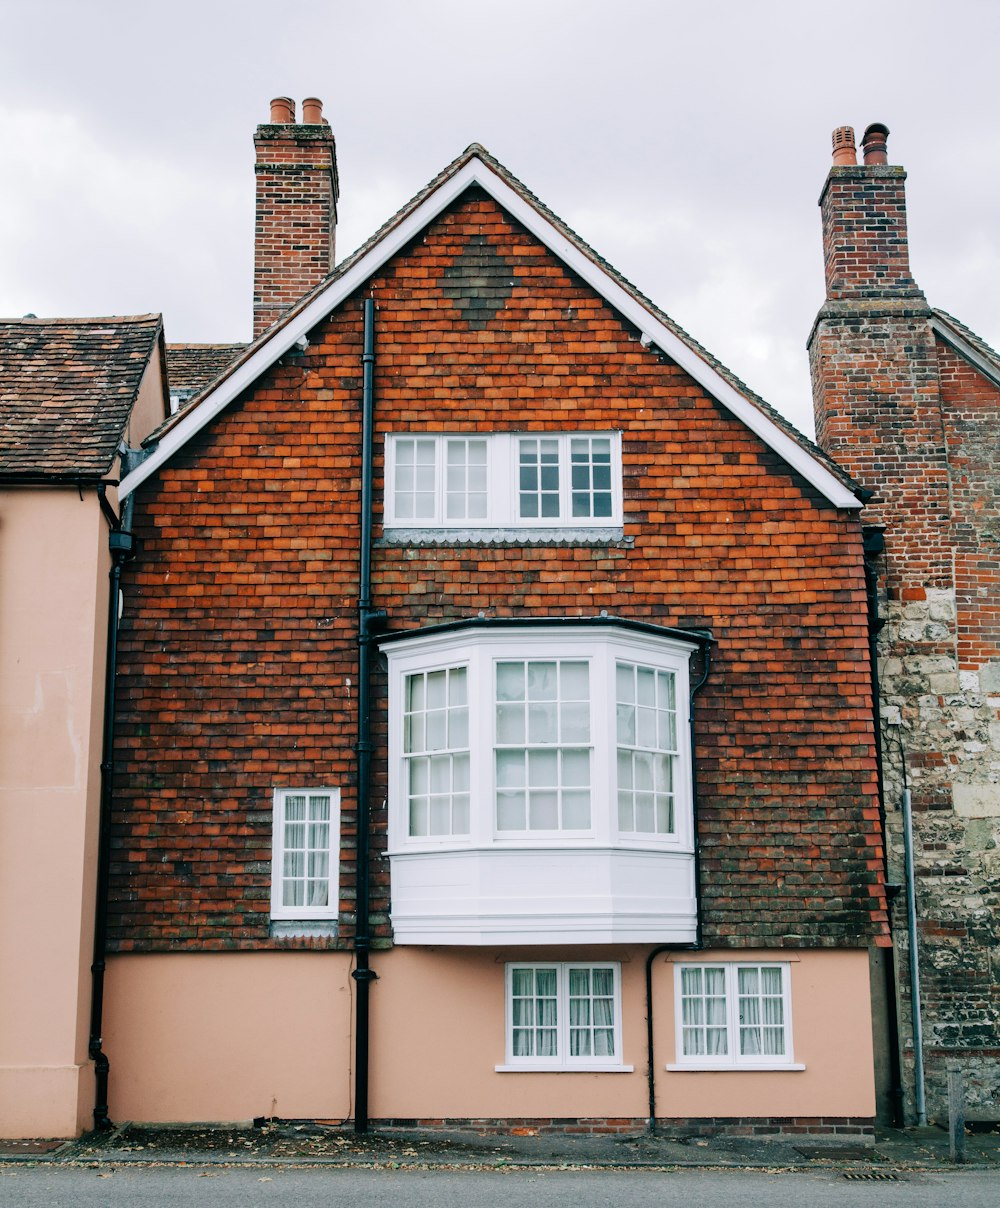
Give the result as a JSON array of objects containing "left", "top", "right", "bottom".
[{"left": 100, "top": 100, "right": 888, "bottom": 1135}]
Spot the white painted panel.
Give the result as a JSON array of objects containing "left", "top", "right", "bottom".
[{"left": 389, "top": 847, "right": 696, "bottom": 945}]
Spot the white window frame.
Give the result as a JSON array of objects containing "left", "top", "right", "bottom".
[
  {"left": 669, "top": 962, "right": 804, "bottom": 1071},
  {"left": 497, "top": 961, "right": 631, "bottom": 1071},
  {"left": 383, "top": 625, "right": 696, "bottom": 854},
  {"left": 383, "top": 431, "right": 623, "bottom": 530},
  {"left": 270, "top": 788, "right": 340, "bottom": 921}
]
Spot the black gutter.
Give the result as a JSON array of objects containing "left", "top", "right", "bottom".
[
  {"left": 644, "top": 639, "right": 713, "bottom": 1133},
  {"left": 352, "top": 298, "right": 381, "bottom": 1134},
  {"left": 89, "top": 486, "right": 135, "bottom": 1131},
  {"left": 377, "top": 614, "right": 714, "bottom": 650}
]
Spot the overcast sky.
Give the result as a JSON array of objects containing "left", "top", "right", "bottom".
[{"left": 1, "top": 0, "right": 996, "bottom": 436}]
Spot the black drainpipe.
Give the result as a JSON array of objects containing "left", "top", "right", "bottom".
[
  {"left": 89, "top": 484, "right": 136, "bottom": 1131},
  {"left": 645, "top": 637, "right": 712, "bottom": 1133},
  {"left": 862, "top": 524, "right": 904, "bottom": 1127},
  {"left": 352, "top": 298, "right": 382, "bottom": 1133}
]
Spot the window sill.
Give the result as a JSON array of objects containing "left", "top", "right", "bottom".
[
  {"left": 496, "top": 1064, "right": 634, "bottom": 1074},
  {"left": 380, "top": 526, "right": 629, "bottom": 547},
  {"left": 269, "top": 919, "right": 339, "bottom": 939},
  {"left": 666, "top": 1062, "right": 805, "bottom": 1072}
]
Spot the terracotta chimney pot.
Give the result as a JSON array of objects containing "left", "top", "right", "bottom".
[
  {"left": 831, "top": 126, "right": 857, "bottom": 166},
  {"left": 302, "top": 97, "right": 323, "bottom": 125},
  {"left": 861, "top": 123, "right": 890, "bottom": 165},
  {"left": 270, "top": 97, "right": 295, "bottom": 124}
]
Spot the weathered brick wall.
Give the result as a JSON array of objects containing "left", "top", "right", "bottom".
[
  {"left": 110, "top": 190, "right": 885, "bottom": 953},
  {"left": 253, "top": 120, "right": 337, "bottom": 339}
]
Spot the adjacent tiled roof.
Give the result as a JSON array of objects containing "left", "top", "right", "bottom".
[
  {"left": 0, "top": 314, "right": 163, "bottom": 479},
  {"left": 932, "top": 309, "right": 1000, "bottom": 382},
  {"left": 166, "top": 343, "right": 245, "bottom": 404}
]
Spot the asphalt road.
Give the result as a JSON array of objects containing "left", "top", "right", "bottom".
[{"left": 0, "top": 1166, "right": 997, "bottom": 1207}]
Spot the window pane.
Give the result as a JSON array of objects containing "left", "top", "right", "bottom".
[
  {"left": 496, "top": 662, "right": 524, "bottom": 701},
  {"left": 496, "top": 750, "right": 525, "bottom": 788},
  {"left": 738, "top": 965, "right": 786, "bottom": 1058},
  {"left": 394, "top": 439, "right": 438, "bottom": 521},
  {"left": 518, "top": 439, "right": 561, "bottom": 520},
  {"left": 496, "top": 792, "right": 526, "bottom": 831},
  {"left": 616, "top": 662, "right": 677, "bottom": 836},
  {"left": 405, "top": 667, "right": 469, "bottom": 837},
  {"left": 445, "top": 438, "right": 489, "bottom": 520},
  {"left": 681, "top": 965, "right": 729, "bottom": 1057},
  {"left": 528, "top": 790, "right": 558, "bottom": 830},
  {"left": 495, "top": 660, "right": 592, "bottom": 832},
  {"left": 562, "top": 789, "right": 591, "bottom": 829}
]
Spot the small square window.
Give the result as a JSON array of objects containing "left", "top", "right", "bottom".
[
  {"left": 271, "top": 788, "right": 340, "bottom": 920},
  {"left": 500, "top": 962, "right": 629, "bottom": 1070}
]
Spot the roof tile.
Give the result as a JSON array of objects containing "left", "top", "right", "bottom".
[{"left": 0, "top": 314, "right": 162, "bottom": 478}]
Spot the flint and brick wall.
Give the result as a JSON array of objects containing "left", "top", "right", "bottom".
[
  {"left": 811, "top": 159, "right": 1000, "bottom": 1122},
  {"left": 110, "top": 189, "right": 886, "bottom": 954}
]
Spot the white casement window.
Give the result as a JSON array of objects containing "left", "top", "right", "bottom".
[
  {"left": 404, "top": 667, "right": 471, "bottom": 836},
  {"left": 499, "top": 962, "right": 630, "bottom": 1071},
  {"left": 616, "top": 661, "right": 678, "bottom": 835},
  {"left": 385, "top": 625, "right": 695, "bottom": 849},
  {"left": 671, "top": 963, "right": 803, "bottom": 1070},
  {"left": 384, "top": 432, "right": 622, "bottom": 529},
  {"left": 495, "top": 659, "right": 592, "bottom": 832},
  {"left": 270, "top": 788, "right": 340, "bottom": 920}
]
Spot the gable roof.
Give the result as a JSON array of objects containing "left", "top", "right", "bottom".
[
  {"left": 120, "top": 148, "right": 863, "bottom": 509},
  {"left": 930, "top": 310, "right": 1000, "bottom": 389},
  {"left": 0, "top": 314, "right": 164, "bottom": 480}
]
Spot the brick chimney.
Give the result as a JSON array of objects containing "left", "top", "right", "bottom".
[
  {"left": 808, "top": 124, "right": 949, "bottom": 591},
  {"left": 253, "top": 97, "right": 339, "bottom": 340}
]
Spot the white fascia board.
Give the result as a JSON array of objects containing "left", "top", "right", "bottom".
[
  {"left": 119, "top": 163, "right": 485, "bottom": 499},
  {"left": 930, "top": 315, "right": 1000, "bottom": 390},
  {"left": 121, "top": 156, "right": 860, "bottom": 509}
]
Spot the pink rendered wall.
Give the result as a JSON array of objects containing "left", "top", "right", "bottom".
[
  {"left": 122, "top": 344, "right": 168, "bottom": 456},
  {"left": 104, "top": 947, "right": 873, "bottom": 1124},
  {"left": 0, "top": 489, "right": 109, "bottom": 1137},
  {"left": 104, "top": 953, "right": 354, "bottom": 1123},
  {"left": 656, "top": 949, "right": 875, "bottom": 1118}
]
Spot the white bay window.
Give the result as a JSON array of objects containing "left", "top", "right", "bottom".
[{"left": 381, "top": 621, "right": 702, "bottom": 945}]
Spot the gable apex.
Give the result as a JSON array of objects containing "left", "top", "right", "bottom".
[{"left": 120, "top": 148, "right": 862, "bottom": 509}]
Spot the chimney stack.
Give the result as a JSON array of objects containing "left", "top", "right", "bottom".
[
  {"left": 814, "top": 121, "right": 921, "bottom": 305},
  {"left": 253, "top": 96, "right": 339, "bottom": 340},
  {"left": 808, "top": 122, "right": 941, "bottom": 537}
]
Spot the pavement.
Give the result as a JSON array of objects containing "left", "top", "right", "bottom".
[{"left": 1, "top": 1121, "right": 998, "bottom": 1171}]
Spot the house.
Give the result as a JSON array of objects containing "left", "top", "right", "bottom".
[
  {"left": 91, "top": 99, "right": 889, "bottom": 1138},
  {"left": 810, "top": 123, "right": 1000, "bottom": 1125},
  {"left": 0, "top": 315, "right": 168, "bottom": 1138}
]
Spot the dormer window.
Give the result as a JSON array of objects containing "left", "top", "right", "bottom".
[{"left": 383, "top": 432, "right": 622, "bottom": 533}]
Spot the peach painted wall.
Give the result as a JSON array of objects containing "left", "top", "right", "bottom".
[
  {"left": 0, "top": 489, "right": 110, "bottom": 1137},
  {"left": 104, "top": 953, "right": 354, "bottom": 1123},
  {"left": 126, "top": 342, "right": 168, "bottom": 449},
  {"left": 103, "top": 947, "right": 874, "bottom": 1124},
  {"left": 655, "top": 949, "right": 875, "bottom": 1118}
]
